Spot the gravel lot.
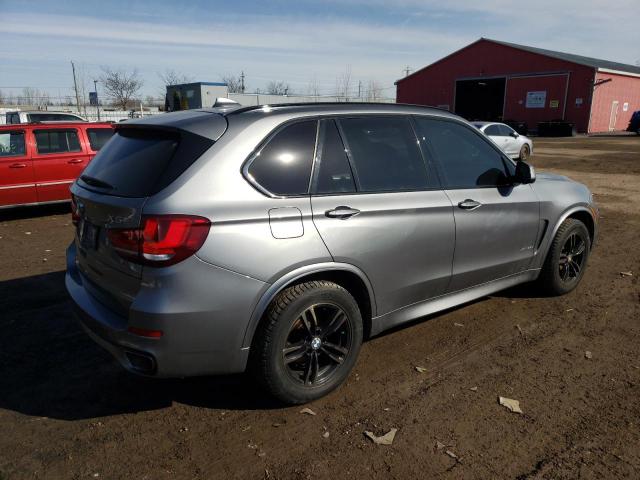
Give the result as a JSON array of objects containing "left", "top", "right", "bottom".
[{"left": 1, "top": 136, "right": 639, "bottom": 479}]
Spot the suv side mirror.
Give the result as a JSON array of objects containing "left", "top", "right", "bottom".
[
  {"left": 514, "top": 161, "right": 535, "bottom": 184},
  {"left": 510, "top": 131, "right": 519, "bottom": 138}
]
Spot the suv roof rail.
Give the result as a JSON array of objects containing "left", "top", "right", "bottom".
[{"left": 224, "top": 101, "right": 452, "bottom": 116}]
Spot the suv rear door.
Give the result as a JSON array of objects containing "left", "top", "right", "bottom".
[
  {"left": 414, "top": 116, "right": 539, "bottom": 292},
  {"left": 310, "top": 116, "right": 455, "bottom": 316},
  {"left": 32, "top": 126, "right": 90, "bottom": 202},
  {"left": 0, "top": 128, "right": 36, "bottom": 207}
]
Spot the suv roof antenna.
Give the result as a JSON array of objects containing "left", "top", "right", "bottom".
[{"left": 212, "top": 98, "right": 240, "bottom": 107}]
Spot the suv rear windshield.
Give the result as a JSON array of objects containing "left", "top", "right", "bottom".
[{"left": 78, "top": 128, "right": 213, "bottom": 197}]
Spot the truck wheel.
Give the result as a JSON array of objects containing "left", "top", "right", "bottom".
[
  {"left": 250, "top": 281, "right": 363, "bottom": 404},
  {"left": 538, "top": 218, "right": 591, "bottom": 296}
]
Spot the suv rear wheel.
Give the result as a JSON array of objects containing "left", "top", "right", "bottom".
[
  {"left": 250, "top": 281, "right": 363, "bottom": 404},
  {"left": 538, "top": 218, "right": 591, "bottom": 295}
]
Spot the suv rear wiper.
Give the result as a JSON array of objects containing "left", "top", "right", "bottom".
[{"left": 80, "top": 175, "right": 114, "bottom": 190}]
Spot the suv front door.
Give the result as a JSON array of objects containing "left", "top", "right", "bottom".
[
  {"left": 310, "top": 116, "right": 455, "bottom": 316},
  {"left": 415, "top": 117, "right": 539, "bottom": 292}
]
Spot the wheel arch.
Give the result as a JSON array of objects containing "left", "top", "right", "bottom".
[
  {"left": 242, "top": 263, "right": 377, "bottom": 349},
  {"left": 542, "top": 205, "right": 597, "bottom": 262}
]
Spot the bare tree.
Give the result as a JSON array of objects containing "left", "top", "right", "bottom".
[
  {"left": 100, "top": 67, "right": 144, "bottom": 110},
  {"left": 221, "top": 73, "right": 244, "bottom": 93},
  {"left": 145, "top": 95, "right": 162, "bottom": 107},
  {"left": 158, "top": 69, "right": 193, "bottom": 88},
  {"left": 158, "top": 70, "right": 193, "bottom": 98},
  {"left": 307, "top": 78, "right": 321, "bottom": 97},
  {"left": 336, "top": 65, "right": 353, "bottom": 99},
  {"left": 365, "top": 80, "right": 384, "bottom": 101},
  {"left": 18, "top": 87, "right": 49, "bottom": 107},
  {"left": 266, "top": 81, "right": 290, "bottom": 95},
  {"left": 74, "top": 64, "right": 91, "bottom": 115}
]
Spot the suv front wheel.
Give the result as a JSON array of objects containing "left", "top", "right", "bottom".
[
  {"left": 538, "top": 218, "right": 591, "bottom": 296},
  {"left": 250, "top": 281, "right": 363, "bottom": 404}
]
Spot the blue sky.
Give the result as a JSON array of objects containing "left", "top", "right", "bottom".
[{"left": 1, "top": 0, "right": 639, "bottom": 100}]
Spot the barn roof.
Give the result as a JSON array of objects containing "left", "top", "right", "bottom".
[
  {"left": 488, "top": 38, "right": 640, "bottom": 75},
  {"left": 396, "top": 38, "right": 640, "bottom": 84}
]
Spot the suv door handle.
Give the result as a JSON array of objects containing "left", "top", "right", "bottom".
[
  {"left": 458, "top": 199, "right": 482, "bottom": 210},
  {"left": 9, "top": 163, "right": 27, "bottom": 169},
  {"left": 325, "top": 206, "right": 361, "bottom": 219},
  {"left": 67, "top": 159, "right": 83, "bottom": 164}
]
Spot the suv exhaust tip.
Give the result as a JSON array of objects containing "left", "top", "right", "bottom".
[{"left": 124, "top": 350, "right": 157, "bottom": 375}]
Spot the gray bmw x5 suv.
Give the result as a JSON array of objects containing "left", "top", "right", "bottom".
[{"left": 66, "top": 103, "right": 597, "bottom": 403}]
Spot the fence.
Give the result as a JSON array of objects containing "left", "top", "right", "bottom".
[
  {"left": 0, "top": 91, "right": 395, "bottom": 124},
  {"left": 227, "top": 93, "right": 395, "bottom": 106}
]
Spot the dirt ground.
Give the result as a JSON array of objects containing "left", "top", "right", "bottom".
[{"left": 1, "top": 135, "right": 639, "bottom": 480}]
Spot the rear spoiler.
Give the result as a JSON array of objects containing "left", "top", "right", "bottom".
[{"left": 117, "top": 110, "right": 228, "bottom": 141}]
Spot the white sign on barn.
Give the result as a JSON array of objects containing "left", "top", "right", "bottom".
[{"left": 526, "top": 91, "right": 547, "bottom": 108}]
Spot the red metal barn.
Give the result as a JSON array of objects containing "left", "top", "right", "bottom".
[{"left": 396, "top": 38, "right": 640, "bottom": 133}]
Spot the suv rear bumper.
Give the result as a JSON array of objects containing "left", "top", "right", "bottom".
[{"left": 65, "top": 243, "right": 267, "bottom": 377}]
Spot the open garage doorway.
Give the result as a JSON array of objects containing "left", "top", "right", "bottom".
[{"left": 455, "top": 77, "right": 506, "bottom": 121}]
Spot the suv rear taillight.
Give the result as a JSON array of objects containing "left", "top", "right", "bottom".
[
  {"left": 107, "top": 215, "right": 210, "bottom": 267},
  {"left": 71, "top": 196, "right": 80, "bottom": 226}
]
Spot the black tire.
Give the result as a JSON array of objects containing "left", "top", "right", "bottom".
[
  {"left": 250, "top": 280, "right": 363, "bottom": 404},
  {"left": 519, "top": 144, "right": 531, "bottom": 161},
  {"left": 538, "top": 218, "right": 591, "bottom": 296}
]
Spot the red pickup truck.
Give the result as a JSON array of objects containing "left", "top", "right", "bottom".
[{"left": 0, "top": 122, "right": 114, "bottom": 208}]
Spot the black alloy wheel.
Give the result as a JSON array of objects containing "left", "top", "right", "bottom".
[
  {"left": 558, "top": 232, "right": 586, "bottom": 283},
  {"left": 282, "top": 303, "right": 351, "bottom": 386},
  {"left": 250, "top": 280, "right": 363, "bottom": 404}
]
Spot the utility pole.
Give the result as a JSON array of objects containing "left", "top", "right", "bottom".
[
  {"left": 93, "top": 79, "right": 101, "bottom": 121},
  {"left": 358, "top": 80, "right": 362, "bottom": 98},
  {"left": 240, "top": 71, "right": 245, "bottom": 93},
  {"left": 404, "top": 66, "right": 411, "bottom": 77},
  {"left": 71, "top": 61, "right": 82, "bottom": 114}
]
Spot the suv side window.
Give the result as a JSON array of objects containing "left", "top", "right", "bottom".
[
  {"left": 34, "top": 129, "right": 82, "bottom": 154},
  {"left": 414, "top": 117, "right": 510, "bottom": 189},
  {"left": 313, "top": 120, "right": 356, "bottom": 194},
  {"left": 0, "top": 131, "right": 26, "bottom": 157},
  {"left": 247, "top": 120, "right": 317, "bottom": 196},
  {"left": 7, "top": 113, "right": 20, "bottom": 124},
  {"left": 338, "top": 116, "right": 429, "bottom": 192}
]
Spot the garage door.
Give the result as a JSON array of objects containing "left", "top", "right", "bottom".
[{"left": 504, "top": 74, "right": 569, "bottom": 131}]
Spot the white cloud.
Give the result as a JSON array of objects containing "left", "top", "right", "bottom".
[
  {"left": 1, "top": 3, "right": 638, "bottom": 98},
  {"left": 0, "top": 12, "right": 474, "bottom": 95}
]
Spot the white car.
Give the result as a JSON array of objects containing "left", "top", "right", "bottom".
[
  {"left": 5, "top": 110, "right": 87, "bottom": 124},
  {"left": 473, "top": 122, "right": 533, "bottom": 161}
]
